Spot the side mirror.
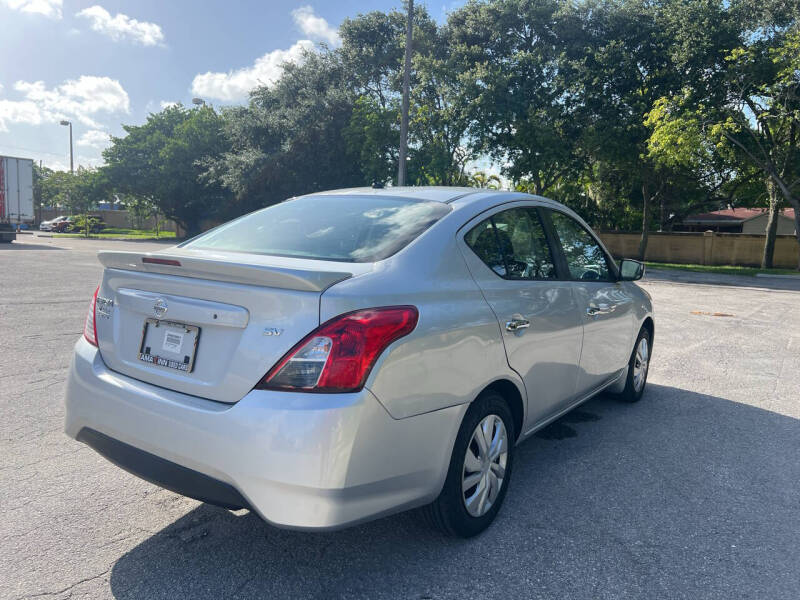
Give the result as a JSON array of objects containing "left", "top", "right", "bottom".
[{"left": 619, "top": 258, "right": 645, "bottom": 281}]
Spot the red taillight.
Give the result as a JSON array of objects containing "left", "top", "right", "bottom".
[
  {"left": 256, "top": 306, "right": 419, "bottom": 393},
  {"left": 83, "top": 286, "right": 99, "bottom": 346},
  {"left": 142, "top": 257, "right": 181, "bottom": 266}
]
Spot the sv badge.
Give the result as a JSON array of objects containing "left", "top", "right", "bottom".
[
  {"left": 96, "top": 297, "right": 114, "bottom": 318},
  {"left": 263, "top": 327, "right": 284, "bottom": 337}
]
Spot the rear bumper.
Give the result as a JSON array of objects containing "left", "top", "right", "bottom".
[
  {"left": 65, "top": 337, "right": 466, "bottom": 530},
  {"left": 76, "top": 427, "right": 251, "bottom": 510}
]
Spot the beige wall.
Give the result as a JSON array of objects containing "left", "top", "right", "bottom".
[
  {"left": 599, "top": 231, "right": 800, "bottom": 269},
  {"left": 741, "top": 213, "right": 797, "bottom": 235}
]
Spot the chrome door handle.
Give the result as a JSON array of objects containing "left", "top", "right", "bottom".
[{"left": 506, "top": 318, "right": 530, "bottom": 332}]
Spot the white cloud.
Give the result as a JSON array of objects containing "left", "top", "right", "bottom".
[
  {"left": 0, "top": 75, "right": 129, "bottom": 131},
  {"left": 76, "top": 5, "right": 164, "bottom": 46},
  {"left": 0, "top": 99, "right": 44, "bottom": 130},
  {"left": 77, "top": 154, "right": 105, "bottom": 168},
  {"left": 159, "top": 100, "right": 178, "bottom": 109},
  {"left": 45, "top": 158, "right": 70, "bottom": 171},
  {"left": 291, "top": 6, "right": 340, "bottom": 46},
  {"left": 1, "top": 0, "right": 62, "bottom": 19},
  {"left": 191, "top": 40, "right": 313, "bottom": 102},
  {"left": 77, "top": 129, "right": 110, "bottom": 149}
]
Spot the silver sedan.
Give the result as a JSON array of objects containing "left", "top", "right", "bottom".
[{"left": 64, "top": 187, "right": 653, "bottom": 537}]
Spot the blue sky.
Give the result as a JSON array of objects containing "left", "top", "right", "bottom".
[{"left": 0, "top": 1, "right": 463, "bottom": 171}]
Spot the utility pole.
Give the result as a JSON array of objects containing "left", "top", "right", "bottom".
[{"left": 397, "top": 0, "right": 413, "bottom": 186}]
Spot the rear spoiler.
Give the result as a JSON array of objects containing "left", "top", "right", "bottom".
[{"left": 97, "top": 251, "right": 353, "bottom": 292}]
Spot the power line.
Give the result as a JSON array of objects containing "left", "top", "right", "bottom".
[{"left": 0, "top": 142, "right": 68, "bottom": 158}]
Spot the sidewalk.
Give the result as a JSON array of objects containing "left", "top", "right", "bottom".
[{"left": 645, "top": 267, "right": 800, "bottom": 292}]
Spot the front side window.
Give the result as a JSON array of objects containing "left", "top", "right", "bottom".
[
  {"left": 548, "top": 211, "right": 612, "bottom": 281},
  {"left": 465, "top": 208, "right": 557, "bottom": 280},
  {"left": 182, "top": 195, "right": 451, "bottom": 263}
]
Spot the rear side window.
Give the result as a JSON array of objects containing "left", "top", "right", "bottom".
[
  {"left": 465, "top": 218, "right": 505, "bottom": 276},
  {"left": 548, "top": 211, "right": 613, "bottom": 281},
  {"left": 183, "top": 195, "right": 451, "bottom": 263},
  {"left": 465, "top": 208, "right": 557, "bottom": 280}
]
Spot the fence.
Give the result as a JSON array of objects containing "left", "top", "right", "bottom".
[{"left": 598, "top": 231, "right": 800, "bottom": 269}]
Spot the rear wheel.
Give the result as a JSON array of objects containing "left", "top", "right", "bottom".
[
  {"left": 423, "top": 391, "right": 515, "bottom": 537},
  {"left": 616, "top": 327, "right": 651, "bottom": 403}
]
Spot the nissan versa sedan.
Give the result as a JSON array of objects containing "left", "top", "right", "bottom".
[{"left": 65, "top": 187, "right": 653, "bottom": 537}]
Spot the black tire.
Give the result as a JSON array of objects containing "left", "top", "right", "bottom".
[
  {"left": 423, "top": 391, "right": 515, "bottom": 537},
  {"left": 616, "top": 327, "right": 651, "bottom": 403}
]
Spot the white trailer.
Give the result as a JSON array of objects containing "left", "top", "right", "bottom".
[{"left": 0, "top": 155, "right": 34, "bottom": 242}]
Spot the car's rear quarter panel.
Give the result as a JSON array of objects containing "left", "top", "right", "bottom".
[{"left": 321, "top": 205, "right": 525, "bottom": 421}]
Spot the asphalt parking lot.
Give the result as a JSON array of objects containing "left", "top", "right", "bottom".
[{"left": 2, "top": 234, "right": 799, "bottom": 599}]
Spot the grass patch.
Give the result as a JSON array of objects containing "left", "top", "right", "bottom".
[
  {"left": 644, "top": 261, "right": 799, "bottom": 277},
  {"left": 54, "top": 228, "right": 177, "bottom": 240}
]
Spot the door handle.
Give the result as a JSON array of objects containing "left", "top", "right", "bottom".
[
  {"left": 506, "top": 318, "right": 530, "bottom": 332},
  {"left": 587, "top": 303, "right": 612, "bottom": 317}
]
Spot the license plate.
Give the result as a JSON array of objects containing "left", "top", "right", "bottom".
[{"left": 138, "top": 319, "right": 200, "bottom": 373}]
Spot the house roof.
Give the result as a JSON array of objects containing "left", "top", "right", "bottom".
[{"left": 685, "top": 207, "right": 796, "bottom": 224}]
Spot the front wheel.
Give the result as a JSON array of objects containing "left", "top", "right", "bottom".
[
  {"left": 615, "top": 327, "right": 651, "bottom": 403},
  {"left": 423, "top": 391, "right": 515, "bottom": 537}
]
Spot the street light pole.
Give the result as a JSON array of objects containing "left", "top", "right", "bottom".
[
  {"left": 59, "top": 120, "right": 74, "bottom": 220},
  {"left": 60, "top": 120, "right": 73, "bottom": 174},
  {"left": 397, "top": 0, "right": 413, "bottom": 187}
]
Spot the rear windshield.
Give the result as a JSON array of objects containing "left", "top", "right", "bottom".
[{"left": 182, "top": 195, "right": 451, "bottom": 263}]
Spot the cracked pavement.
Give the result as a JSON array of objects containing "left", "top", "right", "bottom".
[{"left": 1, "top": 235, "right": 799, "bottom": 599}]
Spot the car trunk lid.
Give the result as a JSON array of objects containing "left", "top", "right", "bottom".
[{"left": 94, "top": 249, "right": 368, "bottom": 403}]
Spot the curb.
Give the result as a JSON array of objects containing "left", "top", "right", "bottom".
[{"left": 755, "top": 273, "right": 800, "bottom": 280}]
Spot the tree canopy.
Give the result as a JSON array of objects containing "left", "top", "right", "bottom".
[
  {"left": 103, "top": 104, "right": 230, "bottom": 236},
  {"left": 40, "top": 0, "right": 800, "bottom": 266}
]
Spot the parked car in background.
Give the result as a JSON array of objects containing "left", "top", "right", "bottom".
[
  {"left": 51, "top": 217, "right": 77, "bottom": 233},
  {"left": 49, "top": 215, "right": 107, "bottom": 233},
  {"left": 65, "top": 187, "right": 653, "bottom": 537},
  {"left": 39, "top": 216, "right": 68, "bottom": 231},
  {"left": 68, "top": 215, "right": 106, "bottom": 233}
]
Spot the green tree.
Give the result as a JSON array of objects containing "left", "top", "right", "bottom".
[
  {"left": 213, "top": 5, "right": 476, "bottom": 198},
  {"left": 39, "top": 167, "right": 109, "bottom": 237},
  {"left": 470, "top": 171, "right": 502, "bottom": 189},
  {"left": 72, "top": 168, "right": 109, "bottom": 237},
  {"left": 207, "top": 51, "right": 363, "bottom": 212},
  {"left": 564, "top": 1, "right": 686, "bottom": 257},
  {"left": 340, "top": 5, "right": 471, "bottom": 186},
  {"left": 344, "top": 95, "right": 399, "bottom": 186},
  {"left": 32, "top": 163, "right": 54, "bottom": 221},
  {"left": 449, "top": 0, "right": 724, "bottom": 253},
  {"left": 449, "top": 0, "right": 580, "bottom": 195},
  {"left": 120, "top": 193, "right": 162, "bottom": 233},
  {"left": 339, "top": 10, "right": 405, "bottom": 109},
  {"left": 104, "top": 104, "right": 230, "bottom": 237},
  {"left": 39, "top": 170, "right": 76, "bottom": 209},
  {"left": 407, "top": 27, "right": 476, "bottom": 186},
  {"left": 647, "top": 25, "right": 800, "bottom": 267}
]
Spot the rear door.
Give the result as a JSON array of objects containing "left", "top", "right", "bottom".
[
  {"left": 542, "top": 209, "right": 636, "bottom": 395},
  {"left": 458, "top": 204, "right": 584, "bottom": 429}
]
